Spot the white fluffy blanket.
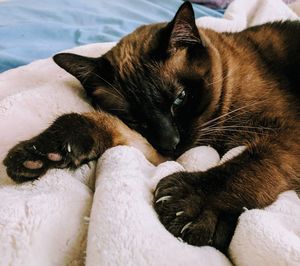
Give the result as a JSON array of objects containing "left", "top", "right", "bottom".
[{"left": 0, "top": 0, "right": 300, "bottom": 265}]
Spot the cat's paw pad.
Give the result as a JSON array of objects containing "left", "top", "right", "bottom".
[{"left": 4, "top": 140, "right": 52, "bottom": 182}]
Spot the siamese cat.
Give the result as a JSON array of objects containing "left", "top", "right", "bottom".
[{"left": 4, "top": 2, "right": 300, "bottom": 252}]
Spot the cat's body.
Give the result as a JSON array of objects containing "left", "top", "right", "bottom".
[{"left": 4, "top": 2, "right": 300, "bottom": 252}]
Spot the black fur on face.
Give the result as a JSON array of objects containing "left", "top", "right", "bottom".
[{"left": 53, "top": 2, "right": 212, "bottom": 156}]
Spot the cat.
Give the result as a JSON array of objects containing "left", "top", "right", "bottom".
[{"left": 4, "top": 1, "right": 300, "bottom": 252}]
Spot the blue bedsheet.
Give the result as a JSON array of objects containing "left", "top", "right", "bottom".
[{"left": 0, "top": 0, "right": 223, "bottom": 72}]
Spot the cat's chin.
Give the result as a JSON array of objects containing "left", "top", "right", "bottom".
[
  {"left": 157, "top": 148, "right": 175, "bottom": 158},
  {"left": 158, "top": 148, "right": 186, "bottom": 159}
]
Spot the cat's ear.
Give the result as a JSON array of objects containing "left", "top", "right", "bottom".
[
  {"left": 167, "top": 2, "right": 202, "bottom": 52},
  {"left": 53, "top": 53, "right": 97, "bottom": 83},
  {"left": 53, "top": 53, "right": 127, "bottom": 113}
]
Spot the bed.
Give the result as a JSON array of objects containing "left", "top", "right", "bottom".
[{"left": 1, "top": 0, "right": 300, "bottom": 265}]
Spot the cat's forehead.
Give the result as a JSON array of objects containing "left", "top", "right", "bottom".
[
  {"left": 107, "top": 23, "right": 164, "bottom": 77},
  {"left": 104, "top": 23, "right": 186, "bottom": 101}
]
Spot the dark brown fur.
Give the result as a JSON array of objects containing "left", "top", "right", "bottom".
[{"left": 4, "top": 2, "right": 300, "bottom": 253}]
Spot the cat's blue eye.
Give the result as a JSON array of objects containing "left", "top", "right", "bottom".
[
  {"left": 171, "top": 90, "right": 187, "bottom": 116},
  {"left": 173, "top": 90, "right": 186, "bottom": 106}
]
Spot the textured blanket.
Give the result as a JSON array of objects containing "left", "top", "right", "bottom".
[{"left": 0, "top": 0, "right": 300, "bottom": 265}]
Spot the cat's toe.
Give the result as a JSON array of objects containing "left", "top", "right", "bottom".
[
  {"left": 23, "top": 159, "right": 44, "bottom": 169},
  {"left": 47, "top": 152, "right": 63, "bottom": 162},
  {"left": 153, "top": 172, "right": 206, "bottom": 237},
  {"left": 6, "top": 166, "right": 46, "bottom": 183},
  {"left": 4, "top": 141, "right": 49, "bottom": 182},
  {"left": 179, "top": 209, "right": 218, "bottom": 246}
]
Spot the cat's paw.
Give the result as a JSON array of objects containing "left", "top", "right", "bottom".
[
  {"left": 153, "top": 172, "right": 236, "bottom": 251},
  {"left": 3, "top": 114, "right": 96, "bottom": 183}
]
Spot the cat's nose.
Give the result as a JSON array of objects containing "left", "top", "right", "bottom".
[
  {"left": 170, "top": 135, "right": 180, "bottom": 150},
  {"left": 160, "top": 133, "right": 180, "bottom": 151},
  {"left": 154, "top": 116, "right": 180, "bottom": 152}
]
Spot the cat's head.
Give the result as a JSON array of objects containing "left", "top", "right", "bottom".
[{"left": 53, "top": 2, "right": 221, "bottom": 156}]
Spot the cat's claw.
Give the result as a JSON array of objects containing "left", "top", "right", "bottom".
[
  {"left": 176, "top": 211, "right": 184, "bottom": 216},
  {"left": 180, "top": 222, "right": 192, "bottom": 234},
  {"left": 154, "top": 188, "right": 160, "bottom": 197},
  {"left": 87, "top": 161, "right": 93, "bottom": 169},
  {"left": 177, "top": 237, "right": 184, "bottom": 242},
  {"left": 67, "top": 143, "right": 72, "bottom": 153},
  {"left": 155, "top": 195, "right": 172, "bottom": 203}
]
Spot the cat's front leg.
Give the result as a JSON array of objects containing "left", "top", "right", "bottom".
[
  {"left": 4, "top": 111, "right": 164, "bottom": 183},
  {"left": 154, "top": 141, "right": 296, "bottom": 252},
  {"left": 3, "top": 113, "right": 110, "bottom": 183}
]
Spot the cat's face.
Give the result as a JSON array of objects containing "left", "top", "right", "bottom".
[{"left": 53, "top": 2, "right": 216, "bottom": 156}]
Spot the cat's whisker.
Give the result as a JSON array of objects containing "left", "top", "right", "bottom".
[
  {"left": 200, "top": 125, "right": 275, "bottom": 134},
  {"left": 216, "top": 125, "right": 274, "bottom": 130},
  {"left": 194, "top": 136, "right": 232, "bottom": 145},
  {"left": 196, "top": 134, "right": 234, "bottom": 142},
  {"left": 205, "top": 128, "right": 270, "bottom": 136},
  {"left": 195, "top": 121, "right": 268, "bottom": 144},
  {"left": 199, "top": 103, "right": 255, "bottom": 129},
  {"left": 198, "top": 109, "right": 275, "bottom": 137},
  {"left": 199, "top": 111, "right": 249, "bottom": 132},
  {"left": 91, "top": 72, "right": 125, "bottom": 99},
  {"left": 197, "top": 109, "right": 252, "bottom": 134},
  {"left": 94, "top": 87, "right": 123, "bottom": 100},
  {"left": 200, "top": 125, "right": 275, "bottom": 133},
  {"left": 195, "top": 138, "right": 216, "bottom": 143},
  {"left": 194, "top": 127, "right": 269, "bottom": 146},
  {"left": 198, "top": 97, "right": 269, "bottom": 130}
]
